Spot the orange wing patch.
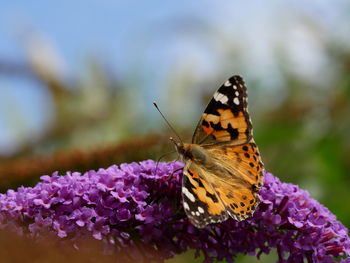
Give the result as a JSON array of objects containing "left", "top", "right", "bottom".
[
  {"left": 201, "top": 140, "right": 264, "bottom": 220},
  {"left": 182, "top": 166, "right": 229, "bottom": 228},
  {"left": 186, "top": 169, "right": 225, "bottom": 216},
  {"left": 202, "top": 110, "right": 250, "bottom": 142},
  {"left": 211, "top": 181, "right": 259, "bottom": 220},
  {"left": 225, "top": 141, "right": 264, "bottom": 187}
]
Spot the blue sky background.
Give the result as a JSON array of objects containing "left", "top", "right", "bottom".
[{"left": 0, "top": 0, "right": 349, "bottom": 155}]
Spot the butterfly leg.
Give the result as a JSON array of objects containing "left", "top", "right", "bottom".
[
  {"left": 161, "top": 159, "right": 183, "bottom": 182},
  {"left": 153, "top": 150, "right": 177, "bottom": 175}
]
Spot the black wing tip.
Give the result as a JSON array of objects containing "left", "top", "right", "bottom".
[
  {"left": 228, "top": 75, "right": 245, "bottom": 82},
  {"left": 219, "top": 75, "right": 246, "bottom": 91}
]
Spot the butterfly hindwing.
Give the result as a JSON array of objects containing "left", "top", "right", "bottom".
[
  {"left": 202, "top": 141, "right": 264, "bottom": 221},
  {"left": 192, "top": 75, "right": 252, "bottom": 145},
  {"left": 182, "top": 141, "right": 263, "bottom": 227}
]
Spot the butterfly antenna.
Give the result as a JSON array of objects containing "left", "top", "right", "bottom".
[{"left": 153, "top": 101, "right": 183, "bottom": 144}]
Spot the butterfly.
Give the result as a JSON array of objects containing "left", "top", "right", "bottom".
[{"left": 172, "top": 75, "right": 264, "bottom": 228}]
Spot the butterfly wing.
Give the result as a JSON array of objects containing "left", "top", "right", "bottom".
[
  {"left": 203, "top": 141, "right": 264, "bottom": 220},
  {"left": 182, "top": 161, "right": 229, "bottom": 228},
  {"left": 192, "top": 75, "right": 252, "bottom": 145},
  {"left": 182, "top": 140, "right": 264, "bottom": 227}
]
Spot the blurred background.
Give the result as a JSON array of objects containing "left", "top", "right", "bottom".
[{"left": 0, "top": 1, "right": 349, "bottom": 262}]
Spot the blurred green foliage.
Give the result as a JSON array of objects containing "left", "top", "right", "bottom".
[{"left": 0, "top": 10, "right": 349, "bottom": 263}]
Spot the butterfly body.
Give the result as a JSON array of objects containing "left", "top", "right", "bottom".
[
  {"left": 173, "top": 75, "right": 264, "bottom": 228},
  {"left": 174, "top": 142, "right": 209, "bottom": 164}
]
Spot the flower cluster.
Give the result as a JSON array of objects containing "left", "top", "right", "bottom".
[{"left": 0, "top": 160, "right": 349, "bottom": 262}]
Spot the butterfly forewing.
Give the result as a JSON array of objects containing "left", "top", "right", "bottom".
[
  {"left": 182, "top": 162, "right": 229, "bottom": 228},
  {"left": 192, "top": 75, "right": 252, "bottom": 145}
]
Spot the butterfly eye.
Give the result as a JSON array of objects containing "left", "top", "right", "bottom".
[
  {"left": 173, "top": 142, "right": 185, "bottom": 155},
  {"left": 184, "top": 150, "right": 193, "bottom": 160}
]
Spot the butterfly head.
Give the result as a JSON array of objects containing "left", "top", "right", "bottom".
[
  {"left": 169, "top": 137, "right": 187, "bottom": 159},
  {"left": 170, "top": 136, "right": 183, "bottom": 153},
  {"left": 170, "top": 137, "right": 191, "bottom": 160}
]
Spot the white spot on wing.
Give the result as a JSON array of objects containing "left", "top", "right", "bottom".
[
  {"left": 219, "top": 95, "right": 228, "bottom": 104},
  {"left": 183, "top": 202, "right": 189, "bottom": 210},
  {"left": 198, "top": 207, "right": 204, "bottom": 214},
  {"left": 195, "top": 211, "right": 200, "bottom": 216},
  {"left": 224, "top": 80, "right": 231, "bottom": 86},
  {"left": 235, "top": 91, "right": 239, "bottom": 96},
  {"left": 233, "top": 97, "right": 240, "bottom": 105},
  {"left": 213, "top": 92, "right": 221, "bottom": 101},
  {"left": 233, "top": 85, "right": 237, "bottom": 90},
  {"left": 182, "top": 187, "right": 196, "bottom": 202},
  {"left": 213, "top": 91, "right": 228, "bottom": 104}
]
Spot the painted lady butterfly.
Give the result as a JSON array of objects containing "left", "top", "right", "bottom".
[{"left": 173, "top": 75, "right": 264, "bottom": 228}]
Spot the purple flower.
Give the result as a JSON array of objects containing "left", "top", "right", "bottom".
[
  {"left": 29, "top": 215, "right": 52, "bottom": 233},
  {"left": 69, "top": 207, "right": 96, "bottom": 227},
  {"left": 0, "top": 160, "right": 349, "bottom": 263}
]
